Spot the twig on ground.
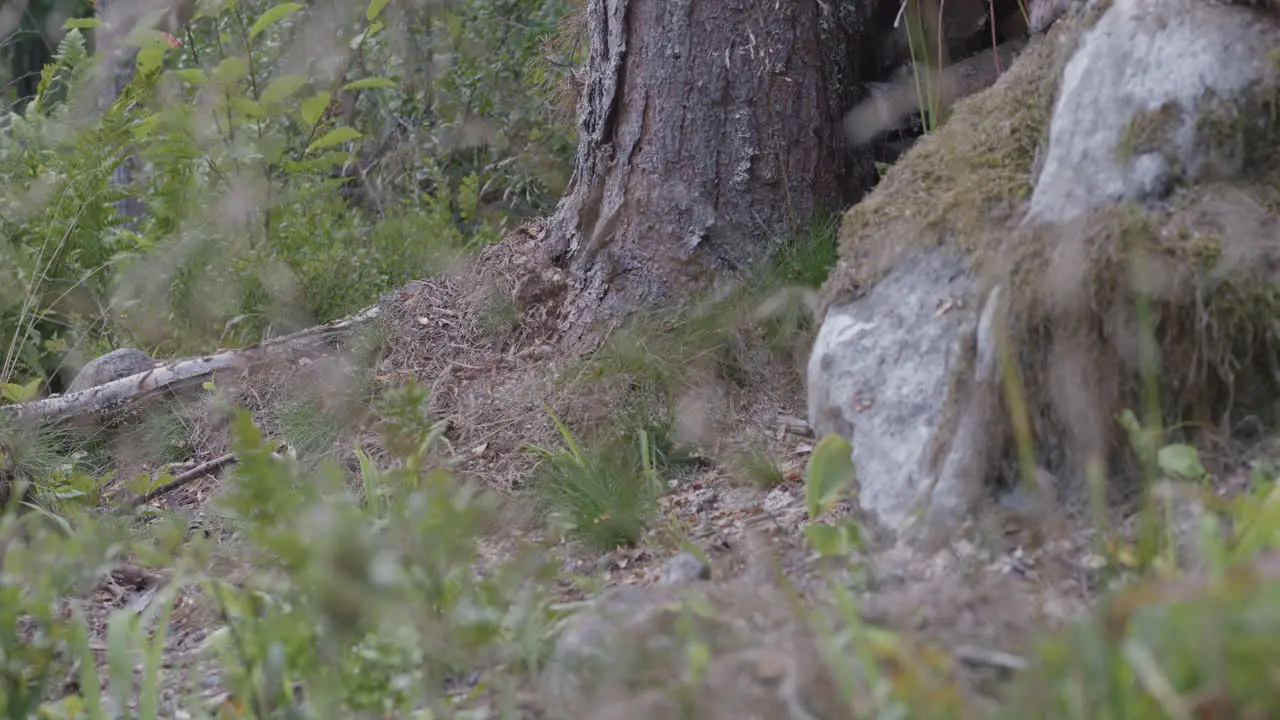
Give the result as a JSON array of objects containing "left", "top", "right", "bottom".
[
  {"left": 116, "top": 453, "right": 239, "bottom": 513},
  {"left": 953, "top": 644, "right": 1029, "bottom": 671}
]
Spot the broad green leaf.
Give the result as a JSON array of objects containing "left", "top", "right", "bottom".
[
  {"left": 356, "top": 447, "right": 387, "bottom": 514},
  {"left": 1157, "top": 443, "right": 1207, "bottom": 481},
  {"left": 349, "top": 21, "right": 383, "bottom": 50},
  {"left": 805, "top": 433, "right": 855, "bottom": 520},
  {"left": 341, "top": 76, "right": 397, "bottom": 91},
  {"left": 63, "top": 17, "right": 100, "bottom": 30},
  {"left": 1231, "top": 483, "right": 1280, "bottom": 562},
  {"left": 250, "top": 2, "right": 303, "bottom": 41},
  {"left": 20, "top": 501, "right": 74, "bottom": 535},
  {"left": 1116, "top": 408, "right": 1141, "bottom": 436},
  {"left": 66, "top": 610, "right": 104, "bottom": 716},
  {"left": 803, "top": 520, "right": 844, "bottom": 556},
  {"left": 126, "top": 470, "right": 162, "bottom": 496},
  {"left": 135, "top": 40, "right": 169, "bottom": 75},
  {"left": 228, "top": 96, "right": 264, "bottom": 118},
  {"left": 300, "top": 91, "right": 331, "bottom": 126},
  {"left": 105, "top": 613, "right": 135, "bottom": 711},
  {"left": 259, "top": 135, "right": 287, "bottom": 164},
  {"left": 171, "top": 68, "right": 208, "bottom": 86},
  {"left": 804, "top": 524, "right": 843, "bottom": 556},
  {"left": 211, "top": 56, "right": 250, "bottom": 86},
  {"left": 138, "top": 583, "right": 180, "bottom": 720},
  {"left": 200, "top": 626, "right": 233, "bottom": 654},
  {"left": 804, "top": 520, "right": 863, "bottom": 557},
  {"left": 0, "top": 377, "right": 41, "bottom": 403},
  {"left": 307, "top": 126, "right": 361, "bottom": 152},
  {"left": 123, "top": 28, "right": 157, "bottom": 49},
  {"left": 282, "top": 150, "right": 355, "bottom": 173},
  {"left": 366, "top": 0, "right": 390, "bottom": 21},
  {"left": 685, "top": 641, "right": 711, "bottom": 682},
  {"left": 130, "top": 113, "right": 161, "bottom": 140},
  {"left": 260, "top": 73, "right": 310, "bottom": 106}
]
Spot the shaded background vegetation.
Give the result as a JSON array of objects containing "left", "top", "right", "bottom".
[{"left": 1, "top": 0, "right": 579, "bottom": 392}]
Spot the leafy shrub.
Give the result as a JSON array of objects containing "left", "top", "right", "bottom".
[{"left": 2, "top": 375, "right": 560, "bottom": 715}]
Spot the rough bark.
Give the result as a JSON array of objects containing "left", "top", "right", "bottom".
[
  {"left": 538, "top": 0, "right": 873, "bottom": 351},
  {"left": 94, "top": 0, "right": 153, "bottom": 226}
]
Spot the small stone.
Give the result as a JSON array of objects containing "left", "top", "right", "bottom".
[
  {"left": 658, "top": 552, "right": 711, "bottom": 585},
  {"left": 751, "top": 653, "right": 786, "bottom": 681}
]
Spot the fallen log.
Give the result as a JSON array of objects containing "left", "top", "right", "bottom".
[{"left": 1, "top": 304, "right": 382, "bottom": 427}]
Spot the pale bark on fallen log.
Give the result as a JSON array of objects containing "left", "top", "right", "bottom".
[{"left": 2, "top": 304, "right": 382, "bottom": 426}]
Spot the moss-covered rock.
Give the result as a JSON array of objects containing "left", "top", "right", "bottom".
[
  {"left": 821, "top": 20, "right": 1071, "bottom": 310},
  {"left": 811, "top": 0, "right": 1280, "bottom": 547}
]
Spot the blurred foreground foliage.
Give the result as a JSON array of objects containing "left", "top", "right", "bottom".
[{"left": 2, "top": 391, "right": 1280, "bottom": 716}]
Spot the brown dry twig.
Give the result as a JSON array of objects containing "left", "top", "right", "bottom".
[{"left": 116, "top": 452, "right": 238, "bottom": 514}]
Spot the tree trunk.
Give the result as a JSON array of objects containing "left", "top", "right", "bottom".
[
  {"left": 94, "top": 0, "right": 149, "bottom": 227},
  {"left": 534, "top": 0, "right": 873, "bottom": 351},
  {"left": 5, "top": 14, "right": 53, "bottom": 112}
]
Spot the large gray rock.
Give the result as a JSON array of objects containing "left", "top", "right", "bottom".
[
  {"left": 807, "top": 251, "right": 994, "bottom": 536},
  {"left": 809, "top": 0, "right": 1280, "bottom": 551},
  {"left": 1027, "top": 0, "right": 1280, "bottom": 224}
]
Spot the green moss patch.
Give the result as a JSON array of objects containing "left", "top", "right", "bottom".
[
  {"left": 824, "top": 9, "right": 1280, "bottom": 480},
  {"left": 823, "top": 30, "right": 1067, "bottom": 307},
  {"left": 1118, "top": 100, "right": 1182, "bottom": 161},
  {"left": 1003, "top": 177, "right": 1280, "bottom": 432}
]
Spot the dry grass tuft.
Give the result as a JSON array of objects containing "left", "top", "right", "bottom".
[{"left": 538, "top": 1, "right": 589, "bottom": 125}]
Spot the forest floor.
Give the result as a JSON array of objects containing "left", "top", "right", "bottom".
[{"left": 56, "top": 257, "right": 1275, "bottom": 718}]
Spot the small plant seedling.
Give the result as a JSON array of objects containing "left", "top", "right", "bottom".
[{"left": 802, "top": 433, "right": 863, "bottom": 556}]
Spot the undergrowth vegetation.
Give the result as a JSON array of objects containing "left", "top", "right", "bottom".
[
  {"left": 5, "top": 371, "right": 1280, "bottom": 716},
  {"left": 2, "top": 0, "right": 1280, "bottom": 718},
  {"left": 1, "top": 0, "right": 576, "bottom": 391}
]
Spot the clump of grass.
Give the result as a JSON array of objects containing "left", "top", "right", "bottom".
[
  {"left": 526, "top": 407, "right": 664, "bottom": 551},
  {"left": 117, "top": 405, "right": 192, "bottom": 467},
  {"left": 759, "top": 212, "right": 841, "bottom": 290},
  {"left": 478, "top": 287, "right": 521, "bottom": 343},
  {"left": 0, "top": 423, "right": 78, "bottom": 485},
  {"left": 274, "top": 396, "right": 347, "bottom": 466},
  {"left": 271, "top": 355, "right": 381, "bottom": 468},
  {"left": 732, "top": 448, "right": 787, "bottom": 490}
]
